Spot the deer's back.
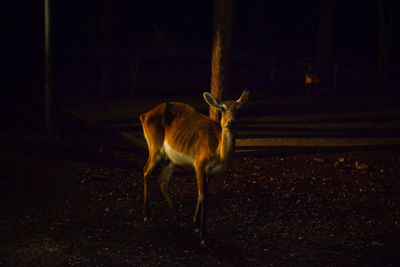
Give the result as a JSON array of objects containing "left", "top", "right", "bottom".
[{"left": 141, "top": 102, "right": 221, "bottom": 161}]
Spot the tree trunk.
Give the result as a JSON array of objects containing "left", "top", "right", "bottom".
[
  {"left": 316, "top": 0, "right": 335, "bottom": 63},
  {"left": 44, "top": 0, "right": 59, "bottom": 139},
  {"left": 377, "top": 0, "right": 394, "bottom": 84},
  {"left": 102, "top": 0, "right": 116, "bottom": 97},
  {"left": 210, "top": 0, "right": 233, "bottom": 121},
  {"left": 255, "top": 0, "right": 265, "bottom": 43}
]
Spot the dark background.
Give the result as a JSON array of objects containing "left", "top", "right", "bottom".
[
  {"left": 2, "top": 2, "right": 400, "bottom": 265},
  {"left": 3, "top": 0, "right": 400, "bottom": 128}
]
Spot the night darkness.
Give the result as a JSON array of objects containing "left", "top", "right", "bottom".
[
  {"left": 6, "top": 1, "right": 400, "bottom": 103},
  {"left": 2, "top": 0, "right": 400, "bottom": 265}
]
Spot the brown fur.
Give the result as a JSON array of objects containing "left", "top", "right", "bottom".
[{"left": 139, "top": 90, "right": 249, "bottom": 246}]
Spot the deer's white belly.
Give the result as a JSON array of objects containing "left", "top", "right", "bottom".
[{"left": 163, "top": 141, "right": 195, "bottom": 167}]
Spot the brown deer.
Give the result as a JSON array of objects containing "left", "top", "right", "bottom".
[{"left": 139, "top": 89, "right": 249, "bottom": 246}]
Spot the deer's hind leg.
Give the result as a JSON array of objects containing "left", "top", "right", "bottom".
[
  {"left": 141, "top": 113, "right": 165, "bottom": 222},
  {"left": 158, "top": 162, "right": 178, "bottom": 221},
  {"left": 143, "top": 149, "right": 163, "bottom": 222}
]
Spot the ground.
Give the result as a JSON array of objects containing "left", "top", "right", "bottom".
[{"left": 1, "top": 131, "right": 400, "bottom": 266}]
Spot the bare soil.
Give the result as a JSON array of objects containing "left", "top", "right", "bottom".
[{"left": 1, "top": 131, "right": 400, "bottom": 266}]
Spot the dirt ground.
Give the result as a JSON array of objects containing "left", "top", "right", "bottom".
[{"left": 1, "top": 130, "right": 400, "bottom": 266}]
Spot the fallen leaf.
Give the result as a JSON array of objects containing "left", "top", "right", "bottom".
[
  {"left": 313, "top": 158, "right": 324, "bottom": 163},
  {"left": 355, "top": 162, "right": 368, "bottom": 170},
  {"left": 371, "top": 241, "right": 384, "bottom": 247}
]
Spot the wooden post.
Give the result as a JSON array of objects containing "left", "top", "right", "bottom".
[
  {"left": 316, "top": 0, "right": 335, "bottom": 63},
  {"left": 333, "top": 64, "right": 338, "bottom": 92},
  {"left": 377, "top": 0, "right": 394, "bottom": 84},
  {"left": 44, "top": 0, "right": 59, "bottom": 139},
  {"left": 210, "top": 0, "right": 233, "bottom": 121},
  {"left": 270, "top": 58, "right": 275, "bottom": 81},
  {"left": 102, "top": 0, "right": 116, "bottom": 97}
]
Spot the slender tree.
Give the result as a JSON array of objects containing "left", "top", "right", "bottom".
[
  {"left": 377, "top": 0, "right": 394, "bottom": 84},
  {"left": 44, "top": 0, "right": 59, "bottom": 139},
  {"left": 210, "top": 0, "right": 233, "bottom": 121},
  {"left": 316, "top": 0, "right": 335, "bottom": 63},
  {"left": 255, "top": 0, "right": 265, "bottom": 44},
  {"left": 102, "top": 0, "right": 116, "bottom": 97}
]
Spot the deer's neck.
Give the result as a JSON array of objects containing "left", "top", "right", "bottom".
[{"left": 218, "top": 127, "right": 236, "bottom": 163}]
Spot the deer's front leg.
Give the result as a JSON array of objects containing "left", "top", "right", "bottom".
[
  {"left": 193, "top": 195, "right": 201, "bottom": 233},
  {"left": 194, "top": 162, "right": 208, "bottom": 247},
  {"left": 193, "top": 176, "right": 211, "bottom": 234}
]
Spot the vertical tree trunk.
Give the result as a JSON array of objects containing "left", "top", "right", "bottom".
[
  {"left": 210, "top": 0, "right": 233, "bottom": 121},
  {"left": 102, "top": 0, "right": 116, "bottom": 97},
  {"left": 255, "top": 0, "right": 265, "bottom": 43},
  {"left": 316, "top": 0, "right": 335, "bottom": 63},
  {"left": 377, "top": 0, "right": 394, "bottom": 84},
  {"left": 44, "top": 0, "right": 59, "bottom": 139}
]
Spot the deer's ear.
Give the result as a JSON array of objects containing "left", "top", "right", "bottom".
[
  {"left": 237, "top": 89, "right": 250, "bottom": 105},
  {"left": 203, "top": 92, "right": 223, "bottom": 110}
]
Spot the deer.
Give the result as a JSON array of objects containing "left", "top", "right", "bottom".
[{"left": 139, "top": 89, "right": 249, "bottom": 247}]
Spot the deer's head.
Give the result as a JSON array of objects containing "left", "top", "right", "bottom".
[{"left": 203, "top": 89, "right": 250, "bottom": 130}]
